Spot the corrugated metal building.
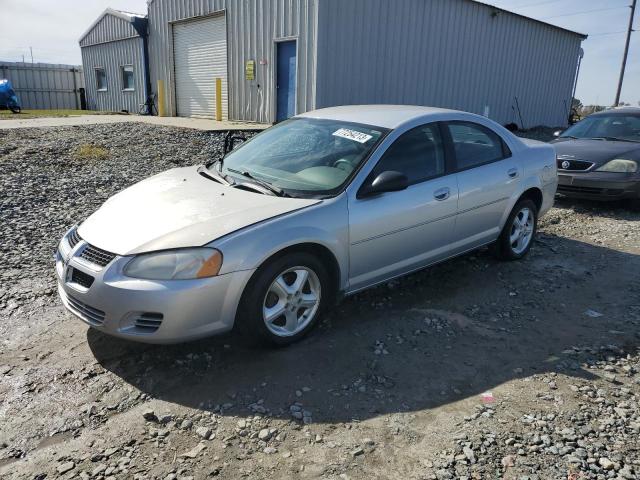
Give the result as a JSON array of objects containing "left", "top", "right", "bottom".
[
  {"left": 80, "top": 0, "right": 586, "bottom": 127},
  {"left": 79, "top": 9, "right": 149, "bottom": 113},
  {"left": 0, "top": 62, "right": 84, "bottom": 110}
]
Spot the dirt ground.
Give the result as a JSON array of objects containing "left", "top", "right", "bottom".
[{"left": 1, "top": 124, "right": 639, "bottom": 480}]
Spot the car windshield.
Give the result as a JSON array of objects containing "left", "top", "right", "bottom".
[
  {"left": 561, "top": 113, "right": 640, "bottom": 142},
  {"left": 211, "top": 118, "right": 388, "bottom": 197}
]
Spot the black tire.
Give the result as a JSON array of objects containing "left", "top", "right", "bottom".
[
  {"left": 495, "top": 198, "right": 538, "bottom": 261},
  {"left": 9, "top": 105, "right": 20, "bottom": 114},
  {"left": 235, "top": 252, "right": 332, "bottom": 347}
]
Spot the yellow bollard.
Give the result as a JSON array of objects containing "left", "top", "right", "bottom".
[
  {"left": 215, "top": 78, "right": 222, "bottom": 121},
  {"left": 157, "top": 79, "right": 166, "bottom": 117}
]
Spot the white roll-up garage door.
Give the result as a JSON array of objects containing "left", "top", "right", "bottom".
[{"left": 173, "top": 15, "right": 228, "bottom": 119}]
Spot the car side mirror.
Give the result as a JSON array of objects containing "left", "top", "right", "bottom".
[
  {"left": 553, "top": 130, "right": 564, "bottom": 138},
  {"left": 358, "top": 171, "right": 409, "bottom": 198}
]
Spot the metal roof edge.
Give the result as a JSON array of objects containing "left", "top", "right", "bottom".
[
  {"left": 112, "top": 0, "right": 589, "bottom": 41},
  {"left": 78, "top": 8, "right": 145, "bottom": 44},
  {"left": 470, "top": 0, "right": 588, "bottom": 39}
]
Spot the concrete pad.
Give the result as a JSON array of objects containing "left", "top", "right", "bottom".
[{"left": 0, "top": 114, "right": 269, "bottom": 131}]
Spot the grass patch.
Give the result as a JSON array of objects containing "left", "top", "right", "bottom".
[
  {"left": 0, "top": 109, "right": 119, "bottom": 120},
  {"left": 75, "top": 144, "right": 110, "bottom": 161}
]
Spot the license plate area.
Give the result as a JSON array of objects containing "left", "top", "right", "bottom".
[{"left": 557, "top": 174, "right": 574, "bottom": 186}]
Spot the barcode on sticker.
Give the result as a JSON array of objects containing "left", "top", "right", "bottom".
[{"left": 333, "top": 128, "right": 373, "bottom": 144}]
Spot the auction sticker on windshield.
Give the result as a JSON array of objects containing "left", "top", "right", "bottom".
[{"left": 333, "top": 128, "right": 373, "bottom": 144}]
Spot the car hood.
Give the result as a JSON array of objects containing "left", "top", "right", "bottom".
[
  {"left": 551, "top": 138, "right": 640, "bottom": 166},
  {"left": 78, "top": 166, "right": 320, "bottom": 255}
]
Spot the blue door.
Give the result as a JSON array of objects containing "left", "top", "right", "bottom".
[{"left": 276, "top": 41, "right": 297, "bottom": 122}]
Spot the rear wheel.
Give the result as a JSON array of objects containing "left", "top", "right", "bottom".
[
  {"left": 236, "top": 252, "right": 331, "bottom": 346},
  {"left": 9, "top": 104, "right": 20, "bottom": 114},
  {"left": 495, "top": 199, "right": 537, "bottom": 260}
]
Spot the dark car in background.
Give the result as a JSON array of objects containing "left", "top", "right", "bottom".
[{"left": 551, "top": 107, "right": 640, "bottom": 206}]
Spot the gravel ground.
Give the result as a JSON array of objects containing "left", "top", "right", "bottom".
[{"left": 1, "top": 124, "right": 639, "bottom": 480}]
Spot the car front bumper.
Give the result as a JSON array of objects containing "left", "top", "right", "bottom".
[
  {"left": 557, "top": 172, "right": 640, "bottom": 201},
  {"left": 55, "top": 233, "right": 255, "bottom": 344}
]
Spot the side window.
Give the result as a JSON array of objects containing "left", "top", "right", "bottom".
[
  {"left": 95, "top": 68, "right": 107, "bottom": 91},
  {"left": 371, "top": 123, "right": 446, "bottom": 185},
  {"left": 447, "top": 122, "right": 509, "bottom": 170},
  {"left": 121, "top": 65, "right": 135, "bottom": 91}
]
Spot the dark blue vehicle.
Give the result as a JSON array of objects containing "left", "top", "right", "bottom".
[{"left": 0, "top": 79, "right": 21, "bottom": 113}]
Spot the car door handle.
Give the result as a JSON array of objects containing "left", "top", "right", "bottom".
[
  {"left": 434, "top": 187, "right": 450, "bottom": 201},
  {"left": 507, "top": 168, "right": 519, "bottom": 178}
]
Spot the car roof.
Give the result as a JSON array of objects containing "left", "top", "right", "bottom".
[
  {"left": 297, "top": 105, "right": 461, "bottom": 129},
  {"left": 592, "top": 107, "right": 640, "bottom": 116}
]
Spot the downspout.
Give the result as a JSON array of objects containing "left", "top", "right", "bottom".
[
  {"left": 569, "top": 48, "right": 585, "bottom": 122},
  {"left": 132, "top": 16, "right": 153, "bottom": 114}
]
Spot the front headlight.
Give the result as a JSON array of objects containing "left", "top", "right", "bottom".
[
  {"left": 124, "top": 248, "right": 223, "bottom": 280},
  {"left": 596, "top": 159, "right": 638, "bottom": 173}
]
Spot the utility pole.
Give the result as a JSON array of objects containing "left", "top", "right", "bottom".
[
  {"left": 29, "top": 46, "right": 34, "bottom": 64},
  {"left": 614, "top": 0, "right": 636, "bottom": 106}
]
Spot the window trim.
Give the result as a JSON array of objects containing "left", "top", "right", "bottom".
[
  {"left": 95, "top": 67, "right": 107, "bottom": 92},
  {"left": 120, "top": 64, "right": 135, "bottom": 92},
  {"left": 444, "top": 120, "right": 512, "bottom": 173},
  {"left": 357, "top": 121, "right": 452, "bottom": 197}
]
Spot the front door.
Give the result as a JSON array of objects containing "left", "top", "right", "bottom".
[
  {"left": 276, "top": 41, "right": 297, "bottom": 122},
  {"left": 348, "top": 123, "right": 458, "bottom": 291}
]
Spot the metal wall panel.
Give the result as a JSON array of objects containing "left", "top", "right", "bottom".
[
  {"left": 0, "top": 62, "right": 84, "bottom": 110},
  {"left": 147, "top": 0, "right": 318, "bottom": 123},
  {"left": 81, "top": 37, "right": 146, "bottom": 113},
  {"left": 173, "top": 14, "right": 228, "bottom": 118},
  {"left": 80, "top": 13, "right": 140, "bottom": 47},
  {"left": 315, "top": 0, "right": 584, "bottom": 127}
]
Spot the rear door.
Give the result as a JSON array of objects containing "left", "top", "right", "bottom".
[
  {"left": 348, "top": 123, "right": 458, "bottom": 290},
  {"left": 445, "top": 121, "right": 520, "bottom": 249}
]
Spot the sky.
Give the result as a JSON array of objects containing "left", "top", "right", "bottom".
[{"left": 0, "top": 0, "right": 637, "bottom": 106}]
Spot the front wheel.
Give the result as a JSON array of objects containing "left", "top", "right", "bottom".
[
  {"left": 495, "top": 199, "right": 538, "bottom": 260},
  {"left": 9, "top": 104, "right": 20, "bottom": 114},
  {"left": 235, "top": 252, "right": 331, "bottom": 346}
]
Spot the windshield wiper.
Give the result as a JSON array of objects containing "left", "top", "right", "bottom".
[
  {"left": 198, "top": 164, "right": 232, "bottom": 186},
  {"left": 227, "top": 168, "right": 290, "bottom": 197},
  {"left": 589, "top": 137, "right": 638, "bottom": 143}
]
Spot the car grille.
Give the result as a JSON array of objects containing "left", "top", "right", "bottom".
[
  {"left": 67, "top": 228, "right": 81, "bottom": 249},
  {"left": 557, "top": 185, "right": 624, "bottom": 196},
  {"left": 66, "top": 294, "right": 105, "bottom": 326},
  {"left": 70, "top": 268, "right": 94, "bottom": 289},
  {"left": 80, "top": 244, "right": 117, "bottom": 267},
  {"left": 133, "top": 313, "right": 164, "bottom": 334},
  {"left": 557, "top": 159, "right": 594, "bottom": 171}
]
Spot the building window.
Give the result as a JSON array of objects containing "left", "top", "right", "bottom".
[
  {"left": 95, "top": 68, "right": 107, "bottom": 91},
  {"left": 121, "top": 65, "right": 134, "bottom": 91}
]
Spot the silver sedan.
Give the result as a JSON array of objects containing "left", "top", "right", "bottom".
[{"left": 56, "top": 105, "right": 557, "bottom": 345}]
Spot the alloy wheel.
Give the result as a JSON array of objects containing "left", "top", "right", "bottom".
[
  {"left": 262, "top": 266, "right": 321, "bottom": 337},
  {"left": 509, "top": 207, "right": 534, "bottom": 255}
]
